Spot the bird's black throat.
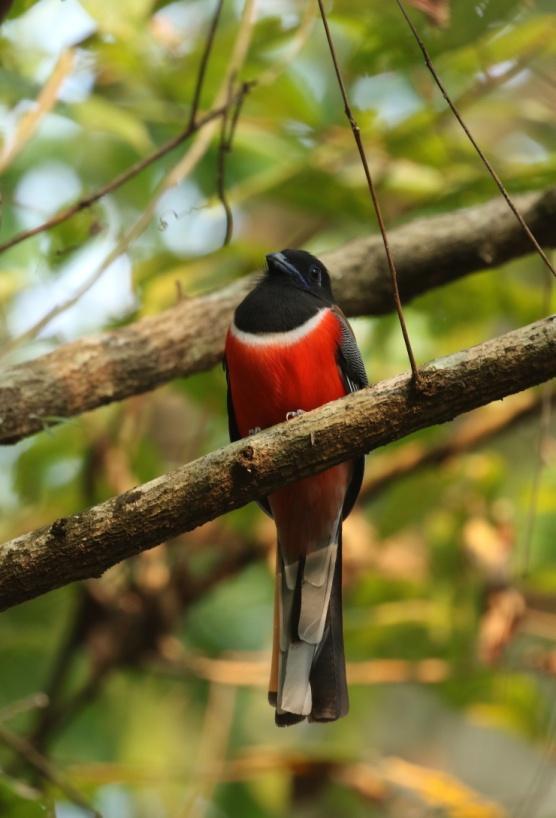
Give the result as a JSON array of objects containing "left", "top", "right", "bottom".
[{"left": 234, "top": 277, "right": 331, "bottom": 334}]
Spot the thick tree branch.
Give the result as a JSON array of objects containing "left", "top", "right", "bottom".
[
  {"left": 0, "top": 315, "right": 554, "bottom": 611},
  {"left": 1, "top": 187, "right": 555, "bottom": 445},
  {"left": 360, "top": 391, "right": 547, "bottom": 502}
]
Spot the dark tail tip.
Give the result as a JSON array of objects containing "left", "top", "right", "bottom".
[
  {"left": 275, "top": 710, "right": 306, "bottom": 727},
  {"left": 307, "top": 538, "right": 348, "bottom": 722}
]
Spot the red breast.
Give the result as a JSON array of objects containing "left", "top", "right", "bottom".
[{"left": 225, "top": 307, "right": 346, "bottom": 437}]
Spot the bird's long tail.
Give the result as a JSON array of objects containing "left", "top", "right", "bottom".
[{"left": 268, "top": 525, "right": 348, "bottom": 726}]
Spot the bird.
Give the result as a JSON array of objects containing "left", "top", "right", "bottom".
[{"left": 224, "top": 249, "right": 368, "bottom": 725}]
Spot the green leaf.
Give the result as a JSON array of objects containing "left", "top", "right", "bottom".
[{"left": 71, "top": 95, "right": 153, "bottom": 153}]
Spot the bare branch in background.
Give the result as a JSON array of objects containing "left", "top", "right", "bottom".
[
  {"left": 188, "top": 0, "right": 225, "bottom": 129},
  {"left": 0, "top": 0, "right": 259, "bottom": 357},
  {"left": 317, "top": 0, "right": 419, "bottom": 382},
  {"left": 1, "top": 186, "right": 555, "bottom": 446},
  {"left": 0, "top": 694, "right": 49, "bottom": 723},
  {"left": 396, "top": 0, "right": 556, "bottom": 279},
  {"left": 360, "top": 391, "right": 549, "bottom": 503},
  {"left": 0, "top": 722, "right": 102, "bottom": 818},
  {"left": 0, "top": 314, "right": 554, "bottom": 611},
  {"left": 153, "top": 650, "right": 449, "bottom": 687},
  {"left": 0, "top": 0, "right": 238, "bottom": 262},
  {"left": 25, "top": 535, "right": 261, "bottom": 753},
  {"left": 216, "top": 79, "right": 252, "bottom": 246},
  {"left": 0, "top": 51, "right": 75, "bottom": 173},
  {"left": 0, "top": 97, "right": 245, "bottom": 259}
]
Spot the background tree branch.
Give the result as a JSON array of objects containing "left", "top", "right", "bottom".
[
  {"left": 360, "top": 390, "right": 549, "bottom": 502},
  {"left": 0, "top": 314, "right": 554, "bottom": 612},
  {"left": 1, "top": 186, "right": 555, "bottom": 446}
]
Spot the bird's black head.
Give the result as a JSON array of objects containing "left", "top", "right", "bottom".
[{"left": 265, "top": 249, "right": 333, "bottom": 301}]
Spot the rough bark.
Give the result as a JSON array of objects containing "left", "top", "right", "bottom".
[
  {"left": 1, "top": 187, "right": 555, "bottom": 445},
  {"left": 0, "top": 314, "right": 554, "bottom": 611}
]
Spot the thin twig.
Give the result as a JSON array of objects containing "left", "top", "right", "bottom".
[
  {"left": 0, "top": 0, "right": 258, "bottom": 355},
  {"left": 0, "top": 96, "right": 257, "bottom": 358},
  {"left": 395, "top": 0, "right": 556, "bottom": 280},
  {"left": 188, "top": 0, "right": 225, "bottom": 129},
  {"left": 0, "top": 694, "right": 49, "bottom": 723},
  {"left": 0, "top": 723, "right": 102, "bottom": 818},
  {"left": 216, "top": 78, "right": 252, "bottom": 246},
  {"left": 216, "top": 85, "right": 236, "bottom": 247},
  {"left": 179, "top": 683, "right": 236, "bottom": 818},
  {"left": 0, "top": 97, "right": 244, "bottom": 259},
  {"left": 151, "top": 651, "right": 449, "bottom": 687},
  {"left": 0, "top": 50, "right": 75, "bottom": 173},
  {"left": 25, "top": 594, "right": 92, "bottom": 754},
  {"left": 316, "top": 0, "right": 419, "bottom": 382},
  {"left": 0, "top": 0, "right": 224, "bottom": 257}
]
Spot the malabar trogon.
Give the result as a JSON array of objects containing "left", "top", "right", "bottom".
[{"left": 224, "top": 249, "right": 368, "bottom": 725}]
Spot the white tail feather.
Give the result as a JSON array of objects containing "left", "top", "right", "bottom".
[
  {"left": 278, "top": 641, "right": 314, "bottom": 715},
  {"left": 298, "top": 543, "right": 338, "bottom": 644}
]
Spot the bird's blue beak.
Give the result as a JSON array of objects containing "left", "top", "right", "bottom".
[{"left": 266, "top": 252, "right": 306, "bottom": 287}]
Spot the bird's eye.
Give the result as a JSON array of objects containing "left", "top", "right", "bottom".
[{"left": 309, "top": 265, "right": 322, "bottom": 285}]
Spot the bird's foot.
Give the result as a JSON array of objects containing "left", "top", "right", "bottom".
[
  {"left": 285, "top": 409, "right": 305, "bottom": 421},
  {"left": 248, "top": 426, "right": 262, "bottom": 435}
]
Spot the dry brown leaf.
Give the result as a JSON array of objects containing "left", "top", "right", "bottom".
[
  {"left": 478, "top": 588, "right": 526, "bottom": 665},
  {"left": 463, "top": 517, "right": 513, "bottom": 582},
  {"left": 407, "top": 0, "right": 451, "bottom": 26},
  {"left": 382, "top": 756, "right": 508, "bottom": 817}
]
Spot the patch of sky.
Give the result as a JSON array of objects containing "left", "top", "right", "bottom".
[
  {"left": 8, "top": 241, "right": 135, "bottom": 342},
  {"left": 8, "top": 190, "right": 136, "bottom": 341},
  {"left": 57, "top": 49, "right": 97, "bottom": 104},
  {"left": 291, "top": 57, "right": 327, "bottom": 103},
  {"left": 44, "top": 456, "right": 82, "bottom": 489},
  {"left": 156, "top": 181, "right": 241, "bottom": 256},
  {"left": 0, "top": 441, "right": 33, "bottom": 509},
  {"left": 55, "top": 804, "right": 92, "bottom": 818},
  {"left": 482, "top": 60, "right": 529, "bottom": 90},
  {"left": 250, "top": 0, "right": 300, "bottom": 28},
  {"left": 2, "top": 0, "right": 97, "bottom": 59},
  {"left": 498, "top": 133, "right": 549, "bottom": 165},
  {"left": 96, "top": 785, "right": 135, "bottom": 818},
  {"left": 152, "top": 0, "right": 211, "bottom": 56},
  {"left": 34, "top": 112, "right": 82, "bottom": 142},
  {"left": 8, "top": 243, "right": 135, "bottom": 341},
  {"left": 284, "top": 120, "right": 316, "bottom": 149},
  {"left": 351, "top": 72, "right": 423, "bottom": 126},
  {"left": 15, "top": 161, "right": 82, "bottom": 229}
]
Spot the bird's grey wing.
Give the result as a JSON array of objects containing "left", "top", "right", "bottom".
[{"left": 331, "top": 306, "right": 369, "bottom": 519}]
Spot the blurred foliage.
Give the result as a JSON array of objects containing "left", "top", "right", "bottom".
[{"left": 0, "top": 1, "right": 555, "bottom": 817}]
